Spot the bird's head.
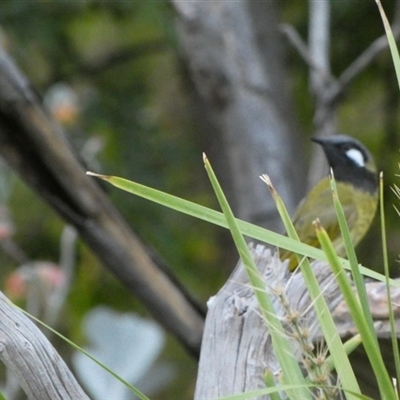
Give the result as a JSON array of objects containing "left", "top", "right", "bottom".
[{"left": 312, "top": 135, "right": 377, "bottom": 194}]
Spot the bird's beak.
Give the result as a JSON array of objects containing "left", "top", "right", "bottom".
[{"left": 311, "top": 137, "right": 324, "bottom": 145}]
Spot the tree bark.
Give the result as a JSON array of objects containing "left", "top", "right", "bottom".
[{"left": 171, "top": 0, "right": 306, "bottom": 232}]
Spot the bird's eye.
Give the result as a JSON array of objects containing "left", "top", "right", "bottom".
[{"left": 345, "top": 148, "right": 365, "bottom": 167}]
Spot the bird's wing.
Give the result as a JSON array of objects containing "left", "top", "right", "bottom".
[
  {"left": 293, "top": 203, "right": 357, "bottom": 246},
  {"left": 280, "top": 182, "right": 359, "bottom": 270}
]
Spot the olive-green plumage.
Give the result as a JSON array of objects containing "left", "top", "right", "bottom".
[{"left": 280, "top": 135, "right": 378, "bottom": 271}]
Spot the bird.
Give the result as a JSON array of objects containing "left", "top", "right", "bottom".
[{"left": 280, "top": 135, "right": 378, "bottom": 271}]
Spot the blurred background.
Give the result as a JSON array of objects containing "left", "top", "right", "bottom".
[{"left": 0, "top": 1, "right": 399, "bottom": 398}]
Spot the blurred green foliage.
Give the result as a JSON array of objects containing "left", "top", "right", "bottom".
[
  {"left": 0, "top": 1, "right": 225, "bottom": 397},
  {"left": 0, "top": 1, "right": 400, "bottom": 398}
]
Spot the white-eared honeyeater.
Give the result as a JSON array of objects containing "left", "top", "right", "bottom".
[{"left": 280, "top": 135, "right": 378, "bottom": 271}]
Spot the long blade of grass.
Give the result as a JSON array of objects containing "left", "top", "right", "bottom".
[
  {"left": 330, "top": 173, "right": 377, "bottom": 341},
  {"left": 86, "top": 172, "right": 323, "bottom": 260},
  {"left": 380, "top": 172, "right": 400, "bottom": 394},
  {"left": 261, "top": 175, "right": 361, "bottom": 398},
  {"left": 375, "top": 5, "right": 400, "bottom": 392},
  {"left": 86, "top": 172, "right": 400, "bottom": 287},
  {"left": 315, "top": 220, "right": 397, "bottom": 400},
  {"left": 375, "top": 0, "right": 400, "bottom": 88},
  {"left": 203, "top": 156, "right": 310, "bottom": 400}
]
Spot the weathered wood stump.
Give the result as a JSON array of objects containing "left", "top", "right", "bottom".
[
  {"left": 195, "top": 244, "right": 400, "bottom": 399},
  {"left": 0, "top": 291, "right": 89, "bottom": 399}
]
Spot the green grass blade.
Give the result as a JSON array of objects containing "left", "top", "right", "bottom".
[
  {"left": 203, "top": 156, "right": 310, "bottom": 400},
  {"left": 380, "top": 173, "right": 400, "bottom": 394},
  {"left": 375, "top": 0, "right": 400, "bottom": 89},
  {"left": 315, "top": 221, "right": 397, "bottom": 400},
  {"left": 263, "top": 369, "right": 283, "bottom": 400},
  {"left": 329, "top": 173, "right": 377, "bottom": 342},
  {"left": 261, "top": 175, "right": 361, "bottom": 398},
  {"left": 85, "top": 172, "right": 400, "bottom": 287},
  {"left": 86, "top": 171, "right": 324, "bottom": 260},
  {"left": 376, "top": 4, "right": 400, "bottom": 392}
]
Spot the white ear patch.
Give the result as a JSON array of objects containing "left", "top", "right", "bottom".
[{"left": 346, "top": 148, "right": 365, "bottom": 167}]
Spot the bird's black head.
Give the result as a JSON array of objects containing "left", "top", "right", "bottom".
[{"left": 312, "top": 135, "right": 377, "bottom": 194}]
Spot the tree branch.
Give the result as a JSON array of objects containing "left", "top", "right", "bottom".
[
  {"left": 280, "top": 23, "right": 335, "bottom": 86},
  {"left": 335, "top": 26, "right": 400, "bottom": 102},
  {"left": 308, "top": 0, "right": 331, "bottom": 95},
  {"left": 0, "top": 47, "right": 204, "bottom": 356}
]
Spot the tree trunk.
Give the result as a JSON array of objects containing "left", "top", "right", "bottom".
[{"left": 171, "top": 0, "right": 306, "bottom": 233}]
